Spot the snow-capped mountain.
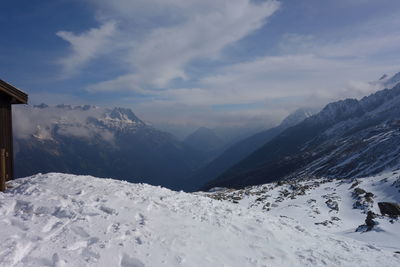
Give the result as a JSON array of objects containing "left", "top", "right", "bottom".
[
  {"left": 203, "top": 76, "right": 400, "bottom": 190},
  {"left": 0, "top": 173, "right": 399, "bottom": 266},
  {"left": 279, "top": 107, "right": 317, "bottom": 128},
  {"left": 98, "top": 107, "right": 146, "bottom": 132},
  {"left": 13, "top": 105, "right": 206, "bottom": 190}
]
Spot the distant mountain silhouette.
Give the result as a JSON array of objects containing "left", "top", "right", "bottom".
[{"left": 187, "top": 108, "right": 317, "bottom": 191}]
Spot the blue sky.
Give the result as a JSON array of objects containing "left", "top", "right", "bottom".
[{"left": 2, "top": 0, "right": 400, "bottom": 132}]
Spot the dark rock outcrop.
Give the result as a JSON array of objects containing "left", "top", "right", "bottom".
[
  {"left": 365, "top": 211, "right": 378, "bottom": 231},
  {"left": 378, "top": 202, "right": 400, "bottom": 217}
]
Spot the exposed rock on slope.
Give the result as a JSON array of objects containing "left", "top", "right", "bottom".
[{"left": 203, "top": 171, "right": 400, "bottom": 250}]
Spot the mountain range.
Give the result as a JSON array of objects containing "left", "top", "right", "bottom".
[
  {"left": 11, "top": 72, "right": 400, "bottom": 192},
  {"left": 12, "top": 104, "right": 316, "bottom": 192},
  {"left": 203, "top": 73, "right": 400, "bottom": 190},
  {"left": 13, "top": 105, "right": 206, "bottom": 190},
  {"left": 187, "top": 108, "right": 317, "bottom": 191}
]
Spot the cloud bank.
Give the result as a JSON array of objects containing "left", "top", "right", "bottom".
[
  {"left": 53, "top": 0, "right": 400, "bottom": 129},
  {"left": 13, "top": 105, "right": 115, "bottom": 143}
]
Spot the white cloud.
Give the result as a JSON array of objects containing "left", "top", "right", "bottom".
[
  {"left": 151, "top": 54, "right": 396, "bottom": 109},
  {"left": 75, "top": 0, "right": 280, "bottom": 91},
  {"left": 56, "top": 21, "right": 117, "bottom": 78},
  {"left": 52, "top": 1, "right": 400, "bottom": 128},
  {"left": 13, "top": 106, "right": 115, "bottom": 144}
]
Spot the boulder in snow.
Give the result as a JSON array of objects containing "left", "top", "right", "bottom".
[{"left": 378, "top": 202, "right": 400, "bottom": 218}]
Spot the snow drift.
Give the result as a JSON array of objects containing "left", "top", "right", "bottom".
[{"left": 0, "top": 173, "right": 399, "bottom": 266}]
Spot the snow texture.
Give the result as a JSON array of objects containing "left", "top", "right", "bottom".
[
  {"left": 205, "top": 171, "right": 400, "bottom": 255},
  {"left": 1, "top": 173, "right": 400, "bottom": 266}
]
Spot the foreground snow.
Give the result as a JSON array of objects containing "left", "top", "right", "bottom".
[
  {"left": 1, "top": 174, "right": 400, "bottom": 266},
  {"left": 204, "top": 171, "right": 400, "bottom": 252}
]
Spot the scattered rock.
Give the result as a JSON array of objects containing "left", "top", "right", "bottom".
[
  {"left": 353, "top": 200, "right": 362, "bottom": 209},
  {"left": 325, "top": 199, "right": 339, "bottom": 212},
  {"left": 364, "top": 192, "right": 374, "bottom": 198},
  {"left": 307, "top": 199, "right": 316, "bottom": 204},
  {"left": 364, "top": 192, "right": 374, "bottom": 203},
  {"left": 281, "top": 189, "right": 290, "bottom": 197},
  {"left": 378, "top": 202, "right": 400, "bottom": 218},
  {"left": 355, "top": 211, "right": 378, "bottom": 233},
  {"left": 352, "top": 188, "right": 374, "bottom": 212},
  {"left": 365, "top": 211, "right": 378, "bottom": 231},
  {"left": 353, "top": 188, "right": 366, "bottom": 196},
  {"left": 231, "top": 196, "right": 242, "bottom": 201},
  {"left": 349, "top": 180, "right": 359, "bottom": 189},
  {"left": 315, "top": 220, "right": 332, "bottom": 226}
]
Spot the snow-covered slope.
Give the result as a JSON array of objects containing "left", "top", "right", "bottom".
[
  {"left": 1, "top": 174, "right": 400, "bottom": 266},
  {"left": 205, "top": 81, "right": 400, "bottom": 190},
  {"left": 204, "top": 170, "right": 400, "bottom": 253}
]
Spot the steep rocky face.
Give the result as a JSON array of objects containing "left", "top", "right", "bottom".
[
  {"left": 203, "top": 79, "right": 400, "bottom": 190},
  {"left": 13, "top": 105, "right": 206, "bottom": 190},
  {"left": 279, "top": 108, "right": 317, "bottom": 128}
]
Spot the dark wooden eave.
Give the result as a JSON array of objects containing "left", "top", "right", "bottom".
[{"left": 0, "top": 79, "right": 28, "bottom": 104}]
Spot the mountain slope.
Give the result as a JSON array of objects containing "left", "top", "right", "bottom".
[
  {"left": 204, "top": 80, "right": 400, "bottom": 190},
  {"left": 13, "top": 105, "right": 205, "bottom": 190},
  {"left": 183, "top": 127, "right": 225, "bottom": 160},
  {"left": 1, "top": 173, "right": 399, "bottom": 266},
  {"left": 203, "top": 170, "right": 400, "bottom": 252},
  {"left": 189, "top": 108, "right": 316, "bottom": 191}
]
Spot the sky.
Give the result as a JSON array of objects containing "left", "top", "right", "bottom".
[{"left": 2, "top": 0, "right": 400, "bottom": 136}]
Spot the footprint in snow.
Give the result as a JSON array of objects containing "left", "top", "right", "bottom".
[
  {"left": 107, "top": 222, "right": 121, "bottom": 233},
  {"left": 135, "top": 213, "right": 146, "bottom": 226},
  {"left": 52, "top": 253, "right": 66, "bottom": 267},
  {"left": 99, "top": 205, "right": 117, "bottom": 215},
  {"left": 10, "top": 218, "right": 29, "bottom": 231},
  {"left": 41, "top": 217, "right": 63, "bottom": 233},
  {"left": 14, "top": 200, "right": 34, "bottom": 220},
  {"left": 120, "top": 253, "right": 145, "bottom": 267},
  {"left": 70, "top": 226, "right": 90, "bottom": 238}
]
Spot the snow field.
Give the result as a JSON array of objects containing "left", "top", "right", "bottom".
[{"left": 0, "top": 173, "right": 399, "bottom": 266}]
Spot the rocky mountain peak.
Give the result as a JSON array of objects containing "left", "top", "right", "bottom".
[
  {"left": 108, "top": 107, "right": 140, "bottom": 122},
  {"left": 279, "top": 108, "right": 318, "bottom": 128},
  {"left": 313, "top": 98, "right": 363, "bottom": 123},
  {"left": 379, "top": 74, "right": 388, "bottom": 80}
]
